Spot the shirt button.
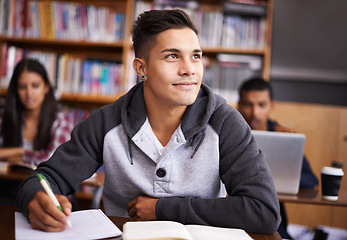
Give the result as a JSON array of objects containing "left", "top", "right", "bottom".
[
  {"left": 176, "top": 136, "right": 180, "bottom": 143},
  {"left": 156, "top": 168, "right": 166, "bottom": 178}
]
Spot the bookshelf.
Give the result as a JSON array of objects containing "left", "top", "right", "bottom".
[{"left": 0, "top": 0, "right": 273, "bottom": 107}]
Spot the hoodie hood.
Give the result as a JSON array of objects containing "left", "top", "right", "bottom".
[{"left": 120, "top": 82, "right": 227, "bottom": 142}]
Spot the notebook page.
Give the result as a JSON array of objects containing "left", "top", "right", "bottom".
[
  {"left": 185, "top": 225, "right": 253, "bottom": 240},
  {"left": 123, "top": 221, "right": 193, "bottom": 240},
  {"left": 15, "top": 209, "right": 122, "bottom": 240}
]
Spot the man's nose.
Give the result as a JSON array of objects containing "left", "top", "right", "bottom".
[
  {"left": 178, "top": 58, "right": 195, "bottom": 76},
  {"left": 251, "top": 106, "right": 260, "bottom": 117}
]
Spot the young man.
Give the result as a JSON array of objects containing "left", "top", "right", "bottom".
[
  {"left": 238, "top": 77, "right": 318, "bottom": 238},
  {"left": 17, "top": 10, "right": 280, "bottom": 234},
  {"left": 237, "top": 77, "right": 292, "bottom": 132}
]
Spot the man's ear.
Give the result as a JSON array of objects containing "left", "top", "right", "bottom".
[{"left": 133, "top": 58, "right": 147, "bottom": 79}]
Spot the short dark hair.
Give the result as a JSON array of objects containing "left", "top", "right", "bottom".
[
  {"left": 131, "top": 9, "right": 198, "bottom": 61},
  {"left": 239, "top": 77, "right": 274, "bottom": 100},
  {"left": 2, "top": 58, "right": 58, "bottom": 150}
]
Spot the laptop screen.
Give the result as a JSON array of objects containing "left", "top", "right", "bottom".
[{"left": 251, "top": 130, "right": 305, "bottom": 195}]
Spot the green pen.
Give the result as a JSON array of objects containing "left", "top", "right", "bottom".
[{"left": 36, "top": 173, "right": 72, "bottom": 227}]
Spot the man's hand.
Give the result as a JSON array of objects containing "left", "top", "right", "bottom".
[
  {"left": 27, "top": 192, "right": 72, "bottom": 232},
  {"left": 127, "top": 195, "right": 159, "bottom": 220}
]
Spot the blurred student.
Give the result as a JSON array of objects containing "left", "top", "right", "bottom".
[
  {"left": 17, "top": 10, "right": 280, "bottom": 234},
  {"left": 238, "top": 77, "right": 318, "bottom": 239},
  {"left": 0, "top": 58, "right": 74, "bottom": 204}
]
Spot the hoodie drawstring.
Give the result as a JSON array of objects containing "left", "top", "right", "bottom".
[
  {"left": 190, "top": 129, "right": 206, "bottom": 159},
  {"left": 128, "top": 136, "right": 134, "bottom": 165}
]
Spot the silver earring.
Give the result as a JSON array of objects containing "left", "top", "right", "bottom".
[{"left": 140, "top": 75, "right": 146, "bottom": 80}]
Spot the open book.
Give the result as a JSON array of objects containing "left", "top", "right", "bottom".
[
  {"left": 0, "top": 161, "right": 36, "bottom": 173},
  {"left": 9, "top": 162, "right": 37, "bottom": 172},
  {"left": 123, "top": 221, "right": 253, "bottom": 240}
]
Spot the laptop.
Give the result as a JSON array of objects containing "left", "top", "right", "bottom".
[{"left": 251, "top": 130, "right": 305, "bottom": 195}]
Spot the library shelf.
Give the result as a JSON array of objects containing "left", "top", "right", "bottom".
[{"left": 0, "top": 0, "right": 273, "bottom": 108}]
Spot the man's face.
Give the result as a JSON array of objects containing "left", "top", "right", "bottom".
[
  {"left": 238, "top": 90, "right": 274, "bottom": 130},
  {"left": 142, "top": 28, "right": 203, "bottom": 109}
]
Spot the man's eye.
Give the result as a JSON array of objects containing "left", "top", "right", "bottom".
[
  {"left": 166, "top": 54, "right": 178, "bottom": 59},
  {"left": 193, "top": 54, "right": 201, "bottom": 59}
]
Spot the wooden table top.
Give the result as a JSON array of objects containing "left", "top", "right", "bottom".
[
  {"left": 0, "top": 205, "right": 282, "bottom": 240},
  {"left": 278, "top": 188, "right": 347, "bottom": 207}
]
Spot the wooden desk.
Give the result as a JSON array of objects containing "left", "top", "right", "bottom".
[
  {"left": 0, "top": 204, "right": 282, "bottom": 240},
  {"left": 278, "top": 188, "right": 347, "bottom": 207}
]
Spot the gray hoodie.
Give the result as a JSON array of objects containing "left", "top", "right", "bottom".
[{"left": 17, "top": 83, "right": 280, "bottom": 233}]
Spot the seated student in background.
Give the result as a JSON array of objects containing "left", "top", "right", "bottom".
[
  {"left": 237, "top": 77, "right": 318, "bottom": 239},
  {"left": 17, "top": 9, "right": 280, "bottom": 234},
  {"left": 0, "top": 59, "right": 74, "bottom": 204}
]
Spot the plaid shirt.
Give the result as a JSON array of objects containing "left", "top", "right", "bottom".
[{"left": 0, "top": 107, "right": 74, "bottom": 165}]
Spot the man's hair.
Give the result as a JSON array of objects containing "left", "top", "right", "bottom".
[
  {"left": 239, "top": 77, "right": 274, "bottom": 100},
  {"left": 131, "top": 9, "right": 198, "bottom": 61}
]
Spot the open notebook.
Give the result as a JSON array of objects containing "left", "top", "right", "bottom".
[
  {"left": 252, "top": 130, "right": 305, "bottom": 195},
  {"left": 15, "top": 209, "right": 122, "bottom": 240},
  {"left": 122, "top": 221, "right": 253, "bottom": 240}
]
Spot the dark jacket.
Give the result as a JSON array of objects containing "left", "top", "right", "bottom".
[{"left": 17, "top": 83, "right": 281, "bottom": 233}]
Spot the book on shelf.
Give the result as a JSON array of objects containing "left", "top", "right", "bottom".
[
  {"left": 57, "top": 56, "right": 124, "bottom": 96},
  {"left": 136, "top": 1, "right": 222, "bottom": 48},
  {"left": 154, "top": 0, "right": 198, "bottom": 9},
  {"left": 199, "top": 10, "right": 223, "bottom": 48},
  {"left": 0, "top": 45, "right": 124, "bottom": 96},
  {"left": 122, "top": 220, "right": 253, "bottom": 240},
  {"left": 0, "top": 45, "right": 24, "bottom": 89},
  {"left": 0, "top": 0, "right": 9, "bottom": 35},
  {"left": 13, "top": 0, "right": 25, "bottom": 37},
  {"left": 203, "top": 54, "right": 262, "bottom": 103},
  {"left": 0, "top": 46, "right": 57, "bottom": 89},
  {"left": 221, "top": 12, "right": 266, "bottom": 49},
  {"left": 222, "top": 0, "right": 268, "bottom": 17},
  {"left": 0, "top": 0, "right": 126, "bottom": 42},
  {"left": 38, "top": 1, "right": 48, "bottom": 38},
  {"left": 134, "top": 0, "right": 266, "bottom": 49}
]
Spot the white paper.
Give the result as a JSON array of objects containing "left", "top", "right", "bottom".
[
  {"left": 123, "top": 221, "right": 193, "bottom": 240},
  {"left": 15, "top": 209, "right": 122, "bottom": 240},
  {"left": 186, "top": 224, "right": 253, "bottom": 240}
]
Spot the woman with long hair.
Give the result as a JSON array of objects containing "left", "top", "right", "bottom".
[{"left": 0, "top": 58, "right": 74, "bottom": 204}]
